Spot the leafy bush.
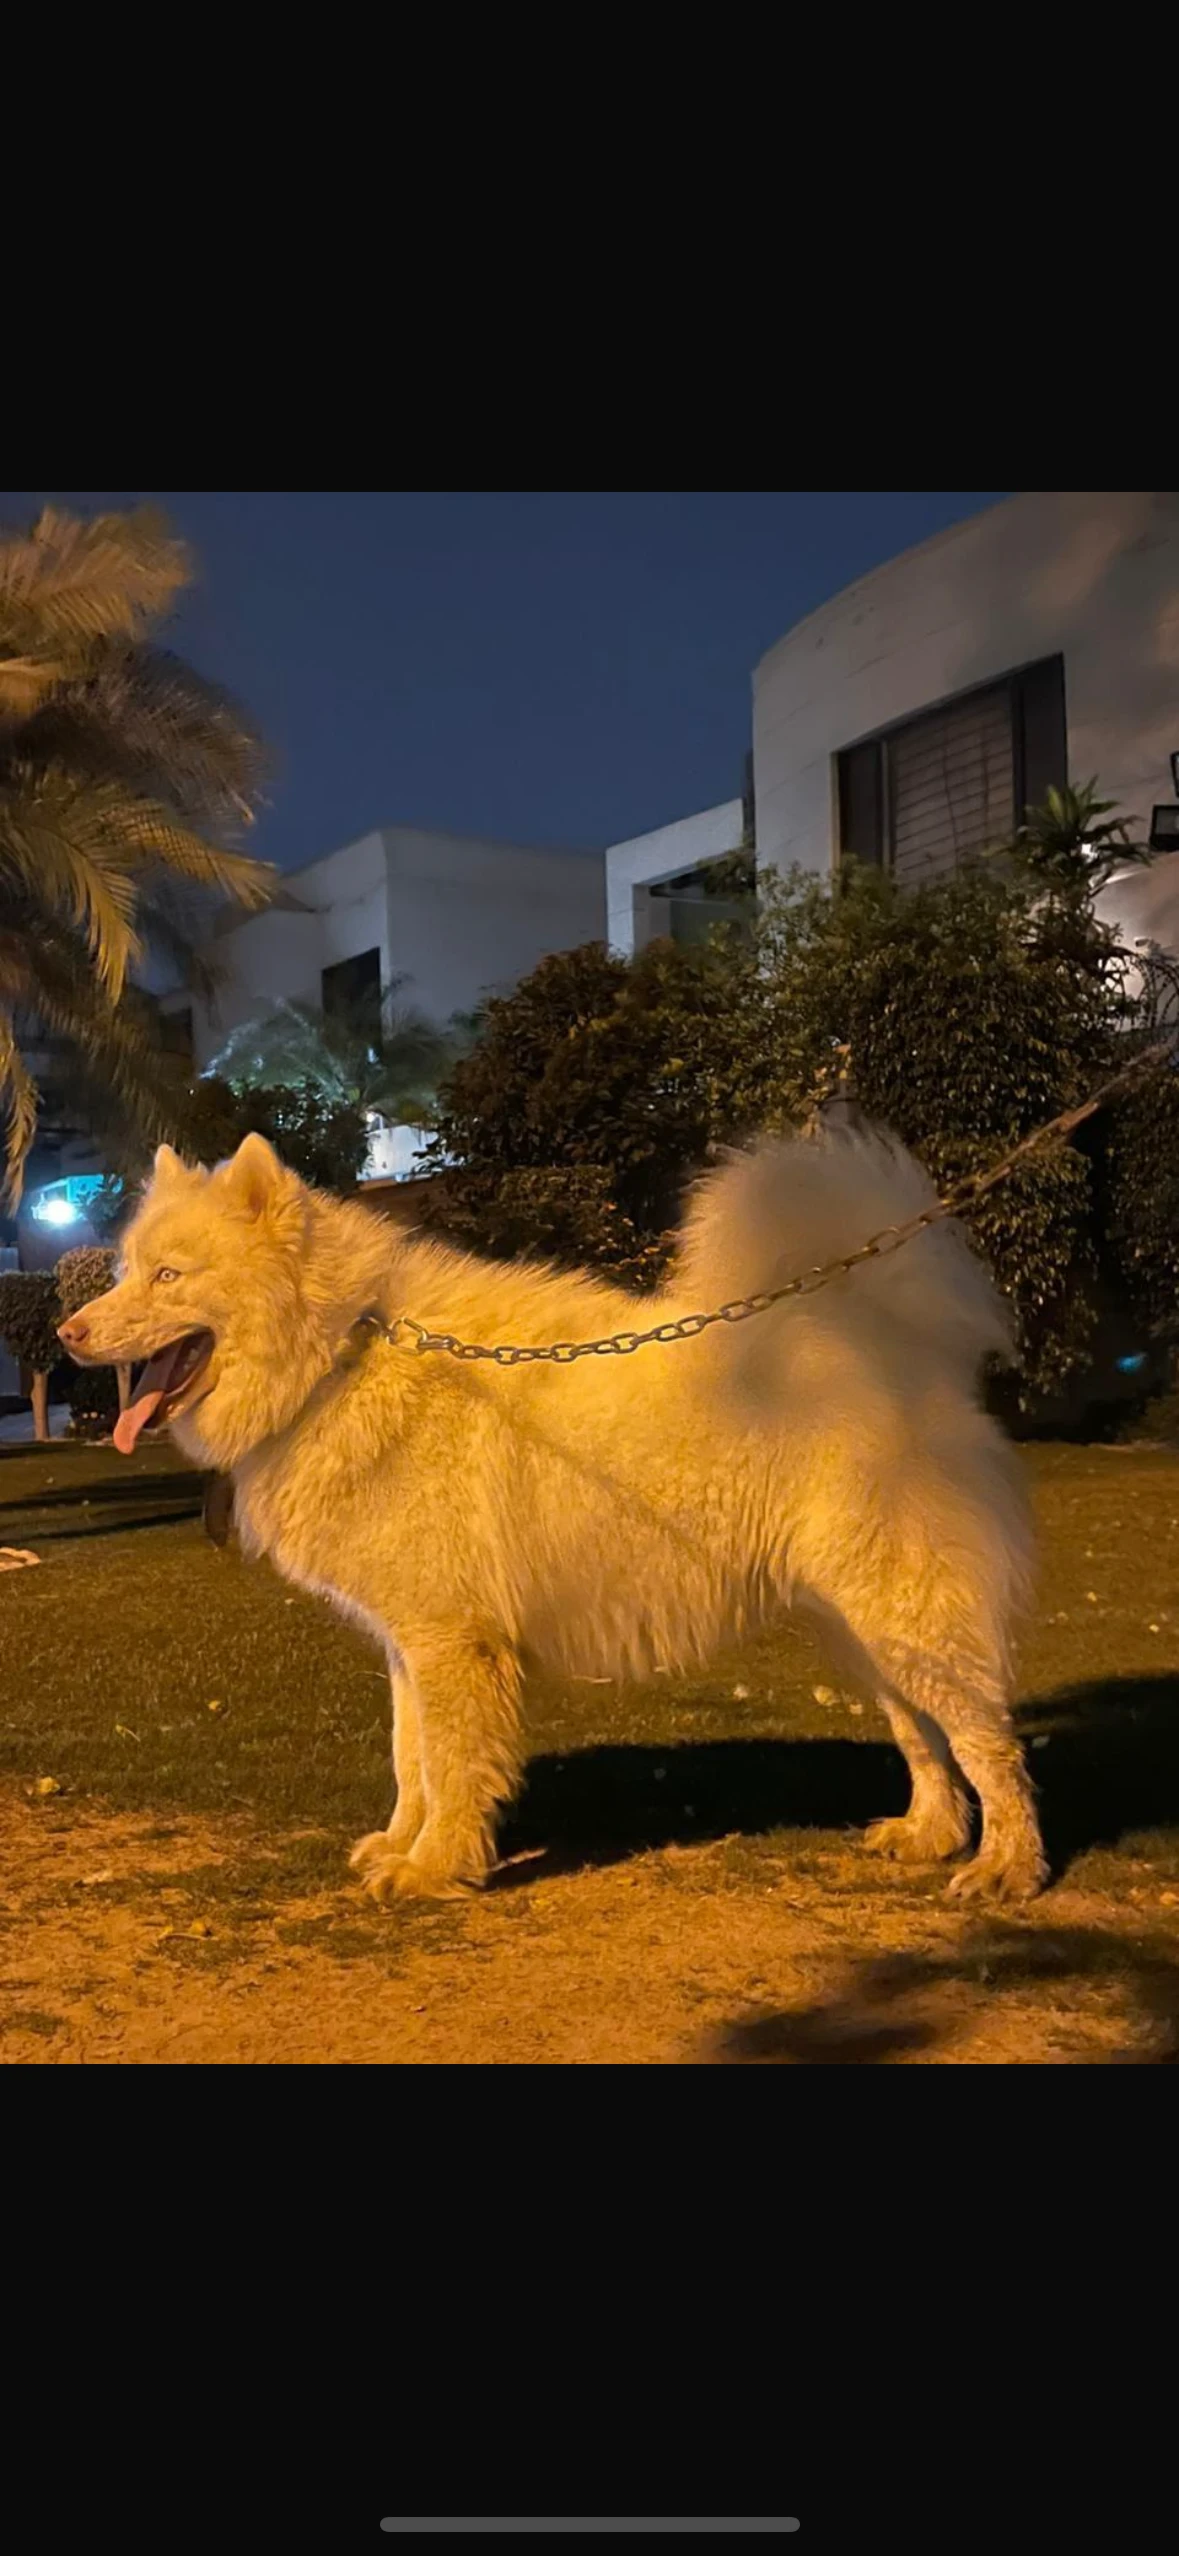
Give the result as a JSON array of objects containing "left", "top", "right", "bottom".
[
  {"left": 0, "top": 1271, "right": 62, "bottom": 1373},
  {"left": 419, "top": 938, "right": 758, "bottom": 1286},
  {"left": 56, "top": 1245, "right": 117, "bottom": 1316},
  {"left": 422, "top": 811, "right": 1178, "bottom": 1408},
  {"left": 56, "top": 1245, "right": 120, "bottom": 1436},
  {"left": 179, "top": 1077, "right": 370, "bottom": 1194},
  {"left": 420, "top": 1162, "right": 665, "bottom": 1292}
]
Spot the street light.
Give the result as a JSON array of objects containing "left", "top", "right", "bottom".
[{"left": 30, "top": 1191, "right": 81, "bottom": 1227}]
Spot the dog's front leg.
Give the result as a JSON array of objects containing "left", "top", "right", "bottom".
[
  {"left": 350, "top": 1626, "right": 523, "bottom": 1903},
  {"left": 379, "top": 1659, "right": 427, "bottom": 1855}
]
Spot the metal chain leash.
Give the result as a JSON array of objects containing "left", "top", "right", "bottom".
[{"left": 360, "top": 1033, "right": 1176, "bottom": 1373}]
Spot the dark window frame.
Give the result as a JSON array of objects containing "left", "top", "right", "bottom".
[
  {"left": 159, "top": 1005, "right": 194, "bottom": 1064},
  {"left": 321, "top": 947, "right": 381, "bottom": 1019},
  {"left": 836, "top": 654, "right": 1067, "bottom": 877}
]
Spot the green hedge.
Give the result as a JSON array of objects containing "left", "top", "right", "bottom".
[
  {"left": 56, "top": 1246, "right": 118, "bottom": 1317},
  {"left": 0, "top": 1271, "right": 62, "bottom": 1374},
  {"left": 56, "top": 1246, "right": 119, "bottom": 1437},
  {"left": 0, "top": 1252, "right": 121, "bottom": 1439}
]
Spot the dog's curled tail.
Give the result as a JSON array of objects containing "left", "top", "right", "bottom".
[{"left": 674, "top": 1123, "right": 1016, "bottom": 1385}]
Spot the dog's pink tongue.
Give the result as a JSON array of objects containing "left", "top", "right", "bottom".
[
  {"left": 113, "top": 1344, "right": 181, "bottom": 1455},
  {"left": 113, "top": 1388, "right": 166, "bottom": 1455}
]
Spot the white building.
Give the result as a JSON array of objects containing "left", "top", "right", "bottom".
[
  {"left": 163, "top": 823, "right": 604, "bottom": 1071},
  {"left": 605, "top": 797, "right": 747, "bottom": 958},
  {"left": 149, "top": 824, "right": 604, "bottom": 1186},
  {"left": 145, "top": 825, "right": 604, "bottom": 1171},
  {"left": 608, "top": 491, "right": 1179, "bottom": 957}
]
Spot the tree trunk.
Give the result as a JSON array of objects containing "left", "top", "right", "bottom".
[
  {"left": 30, "top": 1371, "right": 50, "bottom": 1442},
  {"left": 116, "top": 1363, "right": 132, "bottom": 1413}
]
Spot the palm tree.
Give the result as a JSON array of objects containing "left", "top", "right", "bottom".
[
  {"left": 1012, "top": 780, "right": 1152, "bottom": 892},
  {"left": 207, "top": 981, "right": 466, "bottom": 1127},
  {"left": 0, "top": 502, "right": 275, "bottom": 1201}
]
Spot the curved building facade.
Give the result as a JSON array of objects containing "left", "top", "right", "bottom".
[
  {"left": 606, "top": 493, "right": 1179, "bottom": 958},
  {"left": 751, "top": 489, "right": 1179, "bottom": 941}
]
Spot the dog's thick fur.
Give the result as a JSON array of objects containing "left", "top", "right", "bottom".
[{"left": 64, "top": 1128, "right": 1047, "bottom": 1902}]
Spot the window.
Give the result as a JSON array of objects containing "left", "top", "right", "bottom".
[
  {"left": 321, "top": 947, "right": 381, "bottom": 1017},
  {"left": 647, "top": 850, "right": 757, "bottom": 949},
  {"left": 159, "top": 1007, "right": 193, "bottom": 1063},
  {"left": 837, "top": 655, "right": 1066, "bottom": 884}
]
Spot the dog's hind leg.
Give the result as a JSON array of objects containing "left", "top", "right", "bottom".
[
  {"left": 864, "top": 1694, "right": 973, "bottom": 1865},
  {"left": 863, "top": 1634, "right": 1044, "bottom": 1901},
  {"left": 935, "top": 1685, "right": 1046, "bottom": 1902},
  {"left": 351, "top": 1626, "right": 523, "bottom": 1902},
  {"left": 796, "top": 1592, "right": 971, "bottom": 1866},
  {"left": 800, "top": 1532, "right": 1045, "bottom": 1899}
]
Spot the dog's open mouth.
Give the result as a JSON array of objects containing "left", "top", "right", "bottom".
[{"left": 114, "top": 1330, "right": 215, "bottom": 1456}]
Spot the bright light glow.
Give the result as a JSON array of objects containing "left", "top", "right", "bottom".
[{"left": 33, "top": 1194, "right": 81, "bottom": 1227}]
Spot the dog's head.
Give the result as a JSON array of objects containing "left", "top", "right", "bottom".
[{"left": 58, "top": 1134, "right": 326, "bottom": 1469}]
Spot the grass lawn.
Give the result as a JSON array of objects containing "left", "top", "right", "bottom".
[{"left": 3, "top": 1432, "right": 1179, "bottom": 2063}]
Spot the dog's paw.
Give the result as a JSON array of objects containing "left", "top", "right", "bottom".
[
  {"left": 349, "top": 1831, "right": 476, "bottom": 1904},
  {"left": 863, "top": 1804, "right": 971, "bottom": 1865},
  {"left": 946, "top": 1841, "right": 1049, "bottom": 1903}
]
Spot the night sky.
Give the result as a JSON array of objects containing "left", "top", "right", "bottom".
[{"left": 2, "top": 491, "right": 1009, "bottom": 870}]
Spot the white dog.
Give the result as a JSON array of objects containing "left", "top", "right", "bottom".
[{"left": 60, "top": 1124, "right": 1046, "bottom": 1902}]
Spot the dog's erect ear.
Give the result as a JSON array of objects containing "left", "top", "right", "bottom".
[
  {"left": 219, "top": 1131, "right": 289, "bottom": 1219},
  {"left": 153, "top": 1143, "right": 187, "bottom": 1182}
]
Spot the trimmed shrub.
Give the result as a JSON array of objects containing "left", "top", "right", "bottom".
[{"left": 56, "top": 1246, "right": 120, "bottom": 1438}]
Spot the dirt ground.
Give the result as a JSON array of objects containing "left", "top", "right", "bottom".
[
  {"left": 5, "top": 1788, "right": 1178, "bottom": 2065},
  {"left": 5, "top": 1434, "right": 1179, "bottom": 2065}
]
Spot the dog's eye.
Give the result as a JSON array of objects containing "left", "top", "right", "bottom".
[{"left": 153, "top": 1266, "right": 182, "bottom": 1284}]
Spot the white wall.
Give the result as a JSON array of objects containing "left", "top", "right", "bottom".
[
  {"left": 605, "top": 799, "right": 745, "bottom": 955},
  {"left": 753, "top": 491, "right": 1179, "bottom": 881},
  {"left": 185, "top": 825, "right": 603, "bottom": 1068},
  {"left": 1096, "top": 852, "right": 1179, "bottom": 979},
  {"left": 291, "top": 828, "right": 391, "bottom": 977},
  {"left": 187, "top": 910, "right": 324, "bottom": 1064},
  {"left": 363, "top": 1118, "right": 431, "bottom": 1181},
  {"left": 380, "top": 828, "right": 603, "bottom": 1020},
  {"left": 187, "top": 830, "right": 389, "bottom": 1065}
]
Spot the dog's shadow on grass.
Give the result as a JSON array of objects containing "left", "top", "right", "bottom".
[
  {"left": 703, "top": 1926, "right": 1179, "bottom": 2066},
  {"left": 497, "top": 1672, "right": 1179, "bottom": 1884},
  {"left": 498, "top": 1678, "right": 1179, "bottom": 2067},
  {"left": 500, "top": 1736, "right": 903, "bottom": 1879},
  {"left": 1024, "top": 1672, "right": 1179, "bottom": 1867}
]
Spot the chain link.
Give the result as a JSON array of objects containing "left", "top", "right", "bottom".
[{"left": 358, "top": 1034, "right": 1175, "bottom": 1371}]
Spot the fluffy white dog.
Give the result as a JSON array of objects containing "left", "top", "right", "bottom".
[{"left": 61, "top": 1124, "right": 1046, "bottom": 1903}]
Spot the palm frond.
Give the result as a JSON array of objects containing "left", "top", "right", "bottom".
[
  {"left": 104, "top": 794, "right": 276, "bottom": 906},
  {"left": 1, "top": 763, "right": 273, "bottom": 984},
  {"left": 0, "top": 503, "right": 275, "bottom": 1193},
  {"left": 205, "top": 983, "right": 456, "bottom": 1119},
  {"left": 0, "top": 1003, "right": 39, "bottom": 1205},
  {"left": 18, "top": 645, "right": 270, "bottom": 840},
  {"left": 0, "top": 656, "right": 69, "bottom": 721},
  {"left": 0, "top": 504, "right": 189, "bottom": 667},
  {"left": 0, "top": 914, "right": 183, "bottom": 1183},
  {"left": 0, "top": 770, "right": 143, "bottom": 993}
]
